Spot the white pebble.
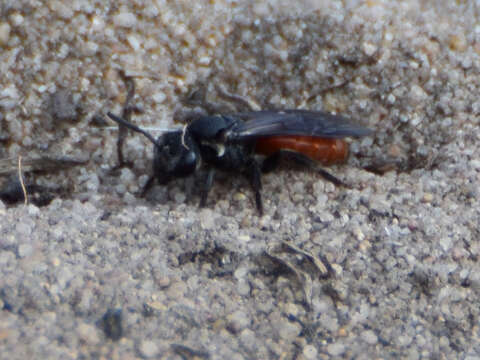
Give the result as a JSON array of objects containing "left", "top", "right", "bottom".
[
  {"left": 139, "top": 340, "right": 159, "bottom": 358},
  {"left": 10, "top": 13, "right": 24, "bottom": 26},
  {"left": 127, "top": 34, "right": 141, "bottom": 51},
  {"left": 361, "top": 329, "right": 378, "bottom": 345},
  {"left": 18, "top": 244, "right": 34, "bottom": 258},
  {"left": 152, "top": 91, "right": 166, "bottom": 103},
  {"left": 114, "top": 12, "right": 137, "bottom": 28},
  {"left": 303, "top": 345, "right": 318, "bottom": 360},
  {"left": 0, "top": 22, "right": 11, "bottom": 45},
  {"left": 327, "top": 342, "right": 345, "bottom": 356}
]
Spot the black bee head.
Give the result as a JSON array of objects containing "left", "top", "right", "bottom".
[{"left": 153, "top": 130, "right": 199, "bottom": 184}]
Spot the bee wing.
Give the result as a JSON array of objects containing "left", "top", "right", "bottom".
[{"left": 229, "top": 110, "right": 372, "bottom": 141}]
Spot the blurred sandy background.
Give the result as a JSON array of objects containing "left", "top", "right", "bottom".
[{"left": 0, "top": 1, "right": 479, "bottom": 359}]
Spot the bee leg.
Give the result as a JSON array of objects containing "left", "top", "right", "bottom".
[
  {"left": 316, "top": 168, "right": 345, "bottom": 187},
  {"left": 199, "top": 168, "right": 215, "bottom": 208},
  {"left": 262, "top": 150, "right": 345, "bottom": 187},
  {"left": 262, "top": 150, "right": 317, "bottom": 172},
  {"left": 140, "top": 175, "right": 156, "bottom": 197},
  {"left": 246, "top": 159, "right": 263, "bottom": 215},
  {"left": 261, "top": 151, "right": 282, "bottom": 173}
]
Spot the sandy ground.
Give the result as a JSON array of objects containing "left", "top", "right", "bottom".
[{"left": 1, "top": 1, "right": 480, "bottom": 359}]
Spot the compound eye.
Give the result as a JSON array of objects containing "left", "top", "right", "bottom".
[{"left": 176, "top": 150, "right": 197, "bottom": 176}]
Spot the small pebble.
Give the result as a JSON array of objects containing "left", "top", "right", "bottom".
[
  {"left": 139, "top": 340, "right": 159, "bottom": 358},
  {"left": 100, "top": 309, "right": 123, "bottom": 341},
  {"left": 77, "top": 323, "right": 100, "bottom": 345},
  {"left": 327, "top": 342, "right": 346, "bottom": 356},
  {"left": 303, "top": 344, "right": 318, "bottom": 360},
  {"left": 227, "top": 310, "right": 250, "bottom": 333},
  {"left": 114, "top": 12, "right": 137, "bottom": 27},
  {"left": 422, "top": 193, "right": 434, "bottom": 203},
  {"left": 17, "top": 244, "right": 33, "bottom": 258},
  {"left": 0, "top": 23, "right": 11, "bottom": 46},
  {"left": 361, "top": 329, "right": 378, "bottom": 345},
  {"left": 278, "top": 320, "right": 301, "bottom": 340}
]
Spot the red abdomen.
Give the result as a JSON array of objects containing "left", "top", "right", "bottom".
[{"left": 254, "top": 136, "right": 349, "bottom": 165}]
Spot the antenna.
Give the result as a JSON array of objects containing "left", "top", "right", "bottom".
[{"left": 107, "top": 112, "right": 162, "bottom": 146}]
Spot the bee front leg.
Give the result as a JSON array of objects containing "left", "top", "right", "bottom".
[
  {"left": 246, "top": 159, "right": 263, "bottom": 215},
  {"left": 199, "top": 168, "right": 215, "bottom": 208}
]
